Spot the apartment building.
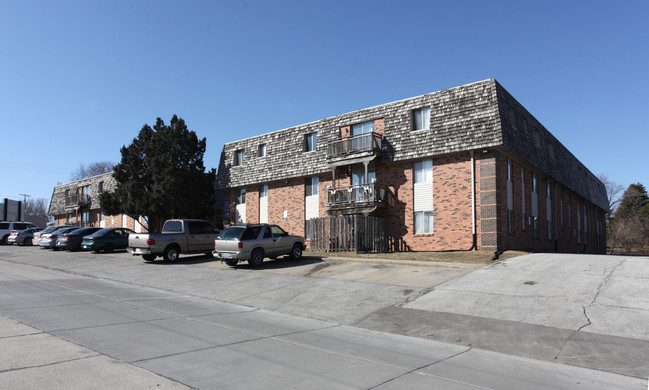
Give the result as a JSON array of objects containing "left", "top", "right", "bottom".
[
  {"left": 216, "top": 79, "right": 607, "bottom": 253},
  {"left": 49, "top": 172, "right": 147, "bottom": 231}
]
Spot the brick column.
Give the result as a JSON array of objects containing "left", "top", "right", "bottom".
[{"left": 479, "top": 150, "right": 501, "bottom": 252}]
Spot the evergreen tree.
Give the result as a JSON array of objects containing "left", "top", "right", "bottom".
[
  {"left": 616, "top": 183, "right": 649, "bottom": 222},
  {"left": 100, "top": 115, "right": 216, "bottom": 231}
]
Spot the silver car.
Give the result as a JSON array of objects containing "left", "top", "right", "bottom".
[
  {"left": 7, "top": 227, "right": 42, "bottom": 245},
  {"left": 213, "top": 224, "right": 304, "bottom": 267}
]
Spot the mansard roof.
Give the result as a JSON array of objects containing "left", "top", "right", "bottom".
[{"left": 216, "top": 79, "right": 607, "bottom": 210}]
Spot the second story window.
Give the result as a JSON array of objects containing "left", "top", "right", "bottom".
[
  {"left": 305, "top": 176, "right": 319, "bottom": 196},
  {"left": 258, "top": 143, "right": 267, "bottom": 157},
  {"left": 352, "top": 121, "right": 374, "bottom": 135},
  {"left": 234, "top": 149, "right": 244, "bottom": 166},
  {"left": 413, "top": 107, "right": 431, "bottom": 131},
  {"left": 235, "top": 188, "right": 246, "bottom": 204},
  {"left": 414, "top": 160, "right": 433, "bottom": 183},
  {"left": 304, "top": 133, "right": 317, "bottom": 152},
  {"left": 98, "top": 181, "right": 104, "bottom": 193}
]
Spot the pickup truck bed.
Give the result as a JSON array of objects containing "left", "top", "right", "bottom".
[{"left": 128, "top": 219, "right": 218, "bottom": 261}]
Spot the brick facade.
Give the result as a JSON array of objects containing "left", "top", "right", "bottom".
[
  {"left": 214, "top": 79, "right": 608, "bottom": 254},
  {"left": 49, "top": 172, "right": 145, "bottom": 231}
]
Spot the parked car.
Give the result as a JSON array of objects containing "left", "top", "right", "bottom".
[
  {"left": 81, "top": 228, "right": 135, "bottom": 252},
  {"left": 55, "top": 227, "right": 102, "bottom": 250},
  {"left": 33, "top": 225, "right": 73, "bottom": 246},
  {"left": 213, "top": 224, "right": 304, "bottom": 267},
  {"left": 39, "top": 227, "right": 78, "bottom": 250},
  {"left": 0, "top": 221, "right": 38, "bottom": 244},
  {"left": 127, "top": 219, "right": 219, "bottom": 262},
  {"left": 7, "top": 227, "right": 42, "bottom": 245}
]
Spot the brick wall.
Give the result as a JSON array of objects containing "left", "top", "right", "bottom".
[{"left": 497, "top": 152, "right": 605, "bottom": 254}]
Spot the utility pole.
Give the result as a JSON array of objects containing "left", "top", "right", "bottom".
[{"left": 19, "top": 194, "right": 31, "bottom": 203}]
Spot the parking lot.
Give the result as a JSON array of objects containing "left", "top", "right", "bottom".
[{"left": 1, "top": 245, "right": 647, "bottom": 389}]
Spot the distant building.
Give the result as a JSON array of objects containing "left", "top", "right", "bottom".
[
  {"left": 1, "top": 198, "right": 23, "bottom": 221},
  {"left": 48, "top": 172, "right": 147, "bottom": 231},
  {"left": 216, "top": 79, "right": 607, "bottom": 254}
]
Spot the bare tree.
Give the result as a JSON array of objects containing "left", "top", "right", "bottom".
[
  {"left": 70, "top": 161, "right": 114, "bottom": 181},
  {"left": 597, "top": 173, "right": 624, "bottom": 217},
  {"left": 24, "top": 198, "right": 48, "bottom": 218}
]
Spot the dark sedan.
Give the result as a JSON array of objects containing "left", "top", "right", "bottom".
[
  {"left": 81, "top": 227, "right": 135, "bottom": 252},
  {"left": 55, "top": 227, "right": 102, "bottom": 250}
]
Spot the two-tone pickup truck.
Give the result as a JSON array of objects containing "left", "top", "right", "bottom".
[
  {"left": 127, "top": 219, "right": 219, "bottom": 262},
  {"left": 213, "top": 224, "right": 304, "bottom": 267}
]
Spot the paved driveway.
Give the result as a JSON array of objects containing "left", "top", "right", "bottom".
[
  {"left": 356, "top": 253, "right": 649, "bottom": 379},
  {"left": 406, "top": 253, "right": 649, "bottom": 340}
]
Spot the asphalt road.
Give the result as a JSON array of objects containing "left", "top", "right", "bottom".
[{"left": 0, "top": 246, "right": 646, "bottom": 389}]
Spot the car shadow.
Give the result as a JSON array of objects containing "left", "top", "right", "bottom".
[
  {"left": 225, "top": 255, "right": 326, "bottom": 270},
  {"left": 141, "top": 254, "right": 327, "bottom": 268}
]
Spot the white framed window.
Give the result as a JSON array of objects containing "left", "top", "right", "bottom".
[
  {"left": 258, "top": 143, "right": 267, "bottom": 157},
  {"left": 507, "top": 158, "right": 514, "bottom": 234},
  {"left": 305, "top": 176, "right": 319, "bottom": 196},
  {"left": 413, "top": 107, "right": 431, "bottom": 131},
  {"left": 305, "top": 177, "right": 319, "bottom": 221},
  {"left": 259, "top": 185, "right": 268, "bottom": 224},
  {"left": 414, "top": 159, "right": 433, "bottom": 234},
  {"left": 352, "top": 121, "right": 374, "bottom": 135},
  {"left": 414, "top": 160, "right": 433, "bottom": 183},
  {"left": 304, "top": 133, "right": 317, "bottom": 152},
  {"left": 235, "top": 188, "right": 246, "bottom": 204},
  {"left": 415, "top": 211, "right": 434, "bottom": 234},
  {"left": 234, "top": 149, "right": 244, "bottom": 166}
]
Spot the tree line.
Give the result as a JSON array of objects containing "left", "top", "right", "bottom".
[{"left": 599, "top": 174, "right": 649, "bottom": 254}]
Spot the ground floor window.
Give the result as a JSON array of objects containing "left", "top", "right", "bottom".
[{"left": 414, "top": 211, "right": 434, "bottom": 234}]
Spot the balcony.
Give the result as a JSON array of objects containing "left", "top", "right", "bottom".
[
  {"left": 64, "top": 194, "right": 91, "bottom": 208},
  {"left": 326, "top": 132, "right": 381, "bottom": 166},
  {"left": 326, "top": 183, "right": 388, "bottom": 215}
]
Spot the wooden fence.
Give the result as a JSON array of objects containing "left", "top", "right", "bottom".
[{"left": 306, "top": 215, "right": 388, "bottom": 252}]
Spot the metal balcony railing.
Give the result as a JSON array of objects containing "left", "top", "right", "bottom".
[
  {"left": 327, "top": 132, "right": 382, "bottom": 158},
  {"left": 327, "top": 183, "right": 388, "bottom": 207},
  {"left": 64, "top": 194, "right": 91, "bottom": 207}
]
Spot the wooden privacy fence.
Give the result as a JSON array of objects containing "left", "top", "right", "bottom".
[{"left": 306, "top": 215, "right": 388, "bottom": 252}]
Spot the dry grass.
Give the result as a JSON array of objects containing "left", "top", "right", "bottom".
[{"left": 304, "top": 249, "right": 530, "bottom": 264}]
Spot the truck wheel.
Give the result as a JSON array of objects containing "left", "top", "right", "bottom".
[
  {"left": 249, "top": 249, "right": 264, "bottom": 267},
  {"left": 163, "top": 246, "right": 180, "bottom": 262},
  {"left": 142, "top": 254, "right": 156, "bottom": 261},
  {"left": 225, "top": 259, "right": 239, "bottom": 266},
  {"left": 289, "top": 244, "right": 303, "bottom": 261}
]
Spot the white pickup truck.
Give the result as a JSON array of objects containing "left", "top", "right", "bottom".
[{"left": 127, "top": 219, "right": 219, "bottom": 262}]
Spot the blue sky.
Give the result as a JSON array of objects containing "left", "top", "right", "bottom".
[{"left": 1, "top": 0, "right": 647, "bottom": 204}]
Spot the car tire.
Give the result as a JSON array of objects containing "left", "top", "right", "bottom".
[
  {"left": 289, "top": 244, "right": 303, "bottom": 261},
  {"left": 1, "top": 235, "right": 8, "bottom": 245},
  {"left": 104, "top": 243, "right": 115, "bottom": 253},
  {"left": 225, "top": 259, "right": 239, "bottom": 266},
  {"left": 163, "top": 246, "right": 180, "bottom": 262},
  {"left": 142, "top": 254, "right": 156, "bottom": 262},
  {"left": 248, "top": 249, "right": 264, "bottom": 267},
  {"left": 24, "top": 238, "right": 33, "bottom": 246}
]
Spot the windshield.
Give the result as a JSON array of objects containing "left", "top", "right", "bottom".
[{"left": 217, "top": 227, "right": 245, "bottom": 240}]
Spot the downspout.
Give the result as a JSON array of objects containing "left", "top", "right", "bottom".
[{"left": 470, "top": 150, "right": 477, "bottom": 250}]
